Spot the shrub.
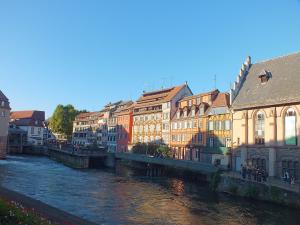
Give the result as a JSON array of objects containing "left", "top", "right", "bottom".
[
  {"left": 209, "top": 171, "right": 221, "bottom": 192},
  {"left": 244, "top": 186, "right": 260, "bottom": 199},
  {"left": 228, "top": 184, "right": 239, "bottom": 195}
]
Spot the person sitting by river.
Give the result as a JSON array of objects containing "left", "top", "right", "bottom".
[
  {"left": 291, "top": 176, "right": 295, "bottom": 185},
  {"left": 241, "top": 165, "right": 247, "bottom": 179},
  {"left": 247, "top": 166, "right": 252, "bottom": 180}
]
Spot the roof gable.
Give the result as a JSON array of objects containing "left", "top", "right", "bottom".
[{"left": 232, "top": 52, "right": 300, "bottom": 109}]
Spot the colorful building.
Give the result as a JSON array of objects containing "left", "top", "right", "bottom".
[
  {"left": 72, "top": 112, "right": 104, "bottom": 147},
  {"left": 205, "top": 92, "right": 231, "bottom": 166},
  {"left": 114, "top": 101, "right": 134, "bottom": 152},
  {"left": 231, "top": 52, "right": 300, "bottom": 179},
  {"left": 132, "top": 84, "right": 192, "bottom": 145},
  {"left": 170, "top": 90, "right": 218, "bottom": 160},
  {"left": 0, "top": 90, "right": 10, "bottom": 159},
  {"left": 10, "top": 110, "right": 45, "bottom": 146}
]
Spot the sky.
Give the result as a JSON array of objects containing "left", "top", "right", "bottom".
[{"left": 1, "top": 0, "right": 300, "bottom": 118}]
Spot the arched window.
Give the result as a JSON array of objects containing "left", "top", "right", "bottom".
[
  {"left": 285, "top": 108, "right": 297, "bottom": 145},
  {"left": 255, "top": 111, "right": 265, "bottom": 145}
]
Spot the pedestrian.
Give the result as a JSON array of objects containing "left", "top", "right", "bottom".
[{"left": 242, "top": 165, "right": 247, "bottom": 179}]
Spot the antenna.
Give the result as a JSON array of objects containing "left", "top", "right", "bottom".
[{"left": 213, "top": 74, "right": 217, "bottom": 89}]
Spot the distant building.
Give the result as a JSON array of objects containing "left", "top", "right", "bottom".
[
  {"left": 72, "top": 112, "right": 104, "bottom": 147},
  {"left": 231, "top": 52, "right": 300, "bottom": 179},
  {"left": 132, "top": 84, "right": 192, "bottom": 145},
  {"left": 114, "top": 101, "right": 134, "bottom": 152},
  {"left": 106, "top": 101, "right": 130, "bottom": 152},
  {"left": 10, "top": 110, "right": 46, "bottom": 146},
  {"left": 0, "top": 90, "right": 10, "bottom": 159}
]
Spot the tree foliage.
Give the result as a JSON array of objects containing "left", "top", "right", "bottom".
[
  {"left": 49, "top": 104, "right": 87, "bottom": 136},
  {"left": 132, "top": 143, "right": 172, "bottom": 158}
]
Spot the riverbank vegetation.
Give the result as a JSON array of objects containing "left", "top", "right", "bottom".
[
  {"left": 0, "top": 197, "right": 55, "bottom": 225},
  {"left": 132, "top": 143, "right": 173, "bottom": 158}
]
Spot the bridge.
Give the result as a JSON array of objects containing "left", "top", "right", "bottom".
[
  {"left": 115, "top": 152, "right": 219, "bottom": 174},
  {"left": 47, "top": 147, "right": 109, "bottom": 169}
]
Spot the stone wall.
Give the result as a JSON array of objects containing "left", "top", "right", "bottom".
[
  {"left": 0, "top": 136, "right": 7, "bottom": 159},
  {"left": 219, "top": 175, "right": 300, "bottom": 209}
]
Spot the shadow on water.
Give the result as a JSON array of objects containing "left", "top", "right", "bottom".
[{"left": 0, "top": 155, "right": 300, "bottom": 225}]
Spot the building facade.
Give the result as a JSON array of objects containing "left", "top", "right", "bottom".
[
  {"left": 205, "top": 92, "right": 231, "bottom": 166},
  {"left": 132, "top": 84, "right": 192, "bottom": 146},
  {"left": 0, "top": 91, "right": 10, "bottom": 159},
  {"left": 231, "top": 53, "right": 300, "bottom": 179},
  {"left": 114, "top": 101, "right": 134, "bottom": 152},
  {"left": 72, "top": 112, "right": 104, "bottom": 147},
  {"left": 170, "top": 90, "right": 216, "bottom": 160},
  {"left": 10, "top": 111, "right": 45, "bottom": 146}
]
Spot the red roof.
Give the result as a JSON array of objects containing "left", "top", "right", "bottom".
[{"left": 211, "top": 93, "right": 230, "bottom": 108}]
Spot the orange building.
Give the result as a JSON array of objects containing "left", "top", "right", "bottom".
[
  {"left": 170, "top": 90, "right": 219, "bottom": 160},
  {"left": 114, "top": 101, "right": 134, "bottom": 152}
]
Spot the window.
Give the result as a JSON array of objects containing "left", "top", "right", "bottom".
[
  {"left": 191, "top": 109, "right": 195, "bottom": 117},
  {"left": 255, "top": 111, "right": 265, "bottom": 145},
  {"left": 177, "top": 111, "right": 180, "bottom": 119},
  {"left": 285, "top": 108, "right": 297, "bottom": 145},
  {"left": 1, "top": 101, "right": 4, "bottom": 107},
  {"left": 209, "top": 137, "right": 214, "bottom": 147},
  {"left": 225, "top": 120, "right": 231, "bottom": 130},
  {"left": 0, "top": 111, "right": 5, "bottom": 117},
  {"left": 31, "top": 127, "right": 34, "bottom": 134},
  {"left": 184, "top": 110, "right": 187, "bottom": 117},
  {"left": 282, "top": 160, "right": 298, "bottom": 179},
  {"left": 198, "top": 133, "right": 203, "bottom": 143},
  {"left": 208, "top": 121, "right": 214, "bottom": 131},
  {"left": 252, "top": 158, "right": 266, "bottom": 171},
  {"left": 188, "top": 100, "right": 192, "bottom": 107},
  {"left": 199, "top": 106, "right": 204, "bottom": 116},
  {"left": 196, "top": 98, "right": 201, "bottom": 105}
]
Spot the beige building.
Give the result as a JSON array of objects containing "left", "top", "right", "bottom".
[
  {"left": 132, "top": 84, "right": 192, "bottom": 145},
  {"left": 231, "top": 52, "right": 300, "bottom": 179},
  {"left": 0, "top": 90, "right": 10, "bottom": 159}
]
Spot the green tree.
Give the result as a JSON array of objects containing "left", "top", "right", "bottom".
[{"left": 49, "top": 104, "right": 87, "bottom": 136}]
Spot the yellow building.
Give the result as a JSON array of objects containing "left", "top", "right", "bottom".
[
  {"left": 170, "top": 90, "right": 219, "bottom": 160},
  {"left": 132, "top": 84, "right": 192, "bottom": 145}
]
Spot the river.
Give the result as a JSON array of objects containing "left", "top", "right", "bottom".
[{"left": 0, "top": 155, "right": 299, "bottom": 225}]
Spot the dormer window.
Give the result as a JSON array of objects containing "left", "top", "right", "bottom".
[
  {"left": 183, "top": 110, "right": 187, "bottom": 117},
  {"left": 191, "top": 109, "right": 195, "bottom": 117},
  {"left": 199, "top": 106, "right": 205, "bottom": 116},
  {"left": 258, "top": 70, "right": 271, "bottom": 84},
  {"left": 177, "top": 111, "right": 180, "bottom": 119}
]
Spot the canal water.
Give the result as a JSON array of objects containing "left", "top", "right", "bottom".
[{"left": 0, "top": 155, "right": 299, "bottom": 225}]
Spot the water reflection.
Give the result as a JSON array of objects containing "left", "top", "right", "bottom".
[{"left": 0, "top": 155, "right": 299, "bottom": 225}]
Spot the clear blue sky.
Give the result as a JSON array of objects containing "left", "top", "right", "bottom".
[{"left": 1, "top": 0, "right": 300, "bottom": 118}]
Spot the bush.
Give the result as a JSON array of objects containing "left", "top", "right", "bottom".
[
  {"left": 244, "top": 186, "right": 260, "bottom": 198},
  {"left": 270, "top": 186, "right": 282, "bottom": 202},
  {"left": 0, "top": 198, "right": 56, "bottom": 225},
  {"left": 131, "top": 143, "right": 172, "bottom": 158},
  {"left": 210, "top": 171, "right": 221, "bottom": 192},
  {"left": 228, "top": 184, "right": 239, "bottom": 195}
]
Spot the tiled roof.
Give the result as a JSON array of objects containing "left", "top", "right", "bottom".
[
  {"left": 135, "top": 84, "right": 189, "bottom": 108},
  {"left": 75, "top": 112, "right": 103, "bottom": 120},
  {"left": 211, "top": 93, "right": 230, "bottom": 108},
  {"left": 11, "top": 111, "right": 45, "bottom": 120},
  {"left": 11, "top": 110, "right": 45, "bottom": 127},
  {"left": 0, "top": 90, "right": 8, "bottom": 101},
  {"left": 180, "top": 89, "right": 219, "bottom": 102},
  {"left": 232, "top": 52, "right": 300, "bottom": 109}
]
